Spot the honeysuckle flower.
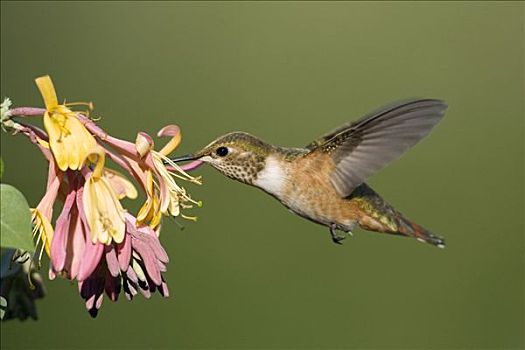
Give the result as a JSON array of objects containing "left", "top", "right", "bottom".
[
  {"left": 2, "top": 75, "right": 202, "bottom": 317},
  {"left": 134, "top": 126, "right": 202, "bottom": 226},
  {"left": 82, "top": 147, "right": 126, "bottom": 245},
  {"left": 35, "top": 75, "right": 97, "bottom": 171},
  {"left": 50, "top": 172, "right": 102, "bottom": 281},
  {"left": 79, "top": 117, "right": 202, "bottom": 229}
]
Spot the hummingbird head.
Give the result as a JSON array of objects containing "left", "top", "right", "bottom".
[{"left": 175, "top": 132, "right": 274, "bottom": 184}]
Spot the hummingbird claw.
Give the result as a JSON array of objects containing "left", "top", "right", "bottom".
[
  {"left": 332, "top": 237, "right": 345, "bottom": 245},
  {"left": 329, "top": 224, "right": 346, "bottom": 245}
]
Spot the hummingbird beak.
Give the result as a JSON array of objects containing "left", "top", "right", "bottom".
[{"left": 167, "top": 154, "right": 199, "bottom": 163}]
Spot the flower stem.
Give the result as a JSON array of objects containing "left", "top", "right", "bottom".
[{"left": 10, "top": 107, "right": 46, "bottom": 117}]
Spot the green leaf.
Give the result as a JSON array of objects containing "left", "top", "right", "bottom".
[
  {"left": 0, "top": 158, "right": 4, "bottom": 180},
  {"left": 0, "top": 184, "right": 33, "bottom": 252}
]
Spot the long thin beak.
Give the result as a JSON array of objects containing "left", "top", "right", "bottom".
[{"left": 168, "top": 154, "right": 198, "bottom": 163}]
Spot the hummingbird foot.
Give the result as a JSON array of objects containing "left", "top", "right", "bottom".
[{"left": 329, "top": 224, "right": 346, "bottom": 245}]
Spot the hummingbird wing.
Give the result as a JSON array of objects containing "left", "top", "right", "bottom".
[{"left": 306, "top": 99, "right": 447, "bottom": 197}]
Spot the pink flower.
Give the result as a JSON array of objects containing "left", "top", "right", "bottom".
[
  {"left": 2, "top": 76, "right": 203, "bottom": 317},
  {"left": 49, "top": 172, "right": 103, "bottom": 282},
  {"left": 77, "top": 214, "right": 169, "bottom": 317}
]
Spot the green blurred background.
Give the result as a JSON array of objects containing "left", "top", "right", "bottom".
[{"left": 1, "top": 1, "right": 523, "bottom": 349}]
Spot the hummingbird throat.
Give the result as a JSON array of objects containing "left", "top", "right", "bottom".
[{"left": 253, "top": 156, "right": 286, "bottom": 197}]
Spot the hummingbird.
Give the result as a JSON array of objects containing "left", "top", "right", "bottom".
[{"left": 171, "top": 99, "right": 447, "bottom": 247}]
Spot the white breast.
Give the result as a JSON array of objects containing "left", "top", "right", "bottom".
[{"left": 254, "top": 156, "right": 286, "bottom": 198}]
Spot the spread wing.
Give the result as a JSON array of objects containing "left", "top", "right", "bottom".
[{"left": 306, "top": 99, "right": 447, "bottom": 197}]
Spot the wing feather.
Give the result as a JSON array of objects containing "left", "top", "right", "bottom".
[{"left": 307, "top": 99, "right": 447, "bottom": 197}]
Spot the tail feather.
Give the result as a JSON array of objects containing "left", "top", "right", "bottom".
[
  {"left": 395, "top": 215, "right": 445, "bottom": 248},
  {"left": 348, "top": 183, "right": 445, "bottom": 248}
]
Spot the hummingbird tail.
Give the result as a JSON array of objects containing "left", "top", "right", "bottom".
[
  {"left": 395, "top": 216, "right": 445, "bottom": 248},
  {"left": 349, "top": 184, "right": 445, "bottom": 248}
]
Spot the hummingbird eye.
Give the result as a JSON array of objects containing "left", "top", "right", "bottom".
[{"left": 216, "top": 146, "right": 229, "bottom": 157}]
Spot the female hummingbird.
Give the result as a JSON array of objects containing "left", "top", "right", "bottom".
[{"left": 172, "top": 99, "right": 447, "bottom": 247}]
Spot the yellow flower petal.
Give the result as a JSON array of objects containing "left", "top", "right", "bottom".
[
  {"left": 137, "top": 198, "right": 153, "bottom": 223},
  {"left": 31, "top": 208, "right": 54, "bottom": 257},
  {"left": 35, "top": 75, "right": 58, "bottom": 110},
  {"left": 37, "top": 138, "right": 50, "bottom": 149},
  {"left": 88, "top": 146, "right": 106, "bottom": 179},
  {"left": 136, "top": 170, "right": 164, "bottom": 229},
  {"left": 65, "top": 114, "right": 98, "bottom": 170},
  {"left": 37, "top": 76, "right": 97, "bottom": 171},
  {"left": 137, "top": 171, "right": 155, "bottom": 223},
  {"left": 135, "top": 132, "right": 153, "bottom": 158},
  {"left": 43, "top": 112, "right": 68, "bottom": 170},
  {"left": 83, "top": 173, "right": 126, "bottom": 245},
  {"left": 157, "top": 125, "right": 182, "bottom": 156}
]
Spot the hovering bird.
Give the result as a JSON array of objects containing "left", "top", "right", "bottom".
[{"left": 172, "top": 99, "right": 447, "bottom": 246}]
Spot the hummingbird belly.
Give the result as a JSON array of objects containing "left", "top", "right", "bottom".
[
  {"left": 279, "top": 156, "right": 358, "bottom": 231},
  {"left": 283, "top": 182, "right": 357, "bottom": 230}
]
